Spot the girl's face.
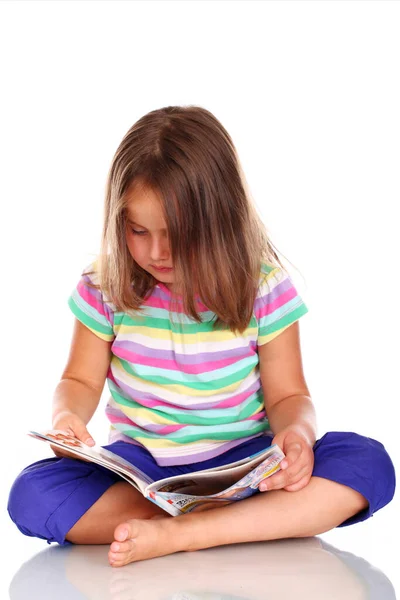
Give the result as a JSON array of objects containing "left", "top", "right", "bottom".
[{"left": 125, "top": 184, "right": 175, "bottom": 290}]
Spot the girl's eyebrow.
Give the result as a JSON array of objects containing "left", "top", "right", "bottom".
[{"left": 128, "top": 219, "right": 168, "bottom": 232}]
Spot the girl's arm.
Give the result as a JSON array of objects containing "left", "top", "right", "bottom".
[
  {"left": 267, "top": 394, "right": 317, "bottom": 447},
  {"left": 52, "top": 318, "right": 112, "bottom": 427},
  {"left": 257, "top": 321, "right": 317, "bottom": 492},
  {"left": 258, "top": 320, "right": 316, "bottom": 444}
]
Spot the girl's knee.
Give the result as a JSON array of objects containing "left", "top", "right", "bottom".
[
  {"left": 8, "top": 459, "right": 61, "bottom": 541},
  {"left": 352, "top": 432, "right": 396, "bottom": 509},
  {"left": 314, "top": 431, "right": 396, "bottom": 510},
  {"left": 8, "top": 469, "right": 40, "bottom": 536}
]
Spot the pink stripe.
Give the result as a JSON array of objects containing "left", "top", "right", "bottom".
[
  {"left": 144, "top": 295, "right": 208, "bottom": 313},
  {"left": 107, "top": 368, "right": 118, "bottom": 386},
  {"left": 107, "top": 413, "right": 134, "bottom": 426},
  {"left": 257, "top": 287, "right": 296, "bottom": 319},
  {"left": 213, "top": 390, "right": 256, "bottom": 408},
  {"left": 77, "top": 280, "right": 109, "bottom": 320},
  {"left": 247, "top": 411, "right": 266, "bottom": 420},
  {"left": 113, "top": 347, "right": 241, "bottom": 374},
  {"left": 155, "top": 424, "right": 185, "bottom": 434}
]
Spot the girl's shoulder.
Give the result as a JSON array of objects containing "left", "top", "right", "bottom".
[
  {"left": 259, "top": 260, "right": 280, "bottom": 277},
  {"left": 255, "top": 260, "right": 295, "bottom": 306},
  {"left": 258, "top": 260, "right": 287, "bottom": 287},
  {"left": 80, "top": 258, "right": 104, "bottom": 294},
  {"left": 78, "top": 258, "right": 117, "bottom": 312},
  {"left": 81, "top": 258, "right": 100, "bottom": 284}
]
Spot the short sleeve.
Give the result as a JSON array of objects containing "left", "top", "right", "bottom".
[
  {"left": 68, "top": 263, "right": 115, "bottom": 342},
  {"left": 254, "top": 266, "right": 309, "bottom": 346}
]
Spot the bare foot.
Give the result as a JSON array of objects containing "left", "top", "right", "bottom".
[{"left": 108, "top": 515, "right": 182, "bottom": 567}]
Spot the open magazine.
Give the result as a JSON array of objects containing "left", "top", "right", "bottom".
[{"left": 28, "top": 429, "right": 285, "bottom": 517}]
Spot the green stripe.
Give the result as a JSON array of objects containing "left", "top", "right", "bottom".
[
  {"left": 110, "top": 386, "right": 265, "bottom": 425},
  {"left": 259, "top": 303, "right": 308, "bottom": 338},
  {"left": 116, "top": 421, "right": 270, "bottom": 444},
  {"left": 118, "top": 358, "right": 256, "bottom": 390},
  {"left": 68, "top": 297, "right": 113, "bottom": 336},
  {"left": 114, "top": 312, "right": 226, "bottom": 334}
]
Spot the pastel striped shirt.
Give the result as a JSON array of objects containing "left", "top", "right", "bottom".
[{"left": 68, "top": 261, "right": 309, "bottom": 466}]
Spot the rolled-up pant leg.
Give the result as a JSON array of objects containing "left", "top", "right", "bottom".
[
  {"left": 7, "top": 456, "right": 121, "bottom": 546},
  {"left": 311, "top": 431, "right": 396, "bottom": 526},
  {"left": 7, "top": 440, "right": 187, "bottom": 546}
]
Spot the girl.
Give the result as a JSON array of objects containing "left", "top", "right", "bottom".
[{"left": 8, "top": 105, "right": 396, "bottom": 568}]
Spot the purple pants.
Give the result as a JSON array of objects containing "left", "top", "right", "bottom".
[{"left": 7, "top": 431, "right": 396, "bottom": 546}]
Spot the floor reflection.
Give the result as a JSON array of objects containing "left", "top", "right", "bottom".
[{"left": 9, "top": 536, "right": 395, "bottom": 600}]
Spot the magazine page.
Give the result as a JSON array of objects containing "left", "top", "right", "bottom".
[
  {"left": 148, "top": 446, "right": 285, "bottom": 515},
  {"left": 27, "top": 430, "right": 154, "bottom": 494},
  {"left": 148, "top": 444, "right": 285, "bottom": 496},
  {"left": 176, "top": 443, "right": 282, "bottom": 475},
  {"left": 146, "top": 444, "right": 285, "bottom": 496}
]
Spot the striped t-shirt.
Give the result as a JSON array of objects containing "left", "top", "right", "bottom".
[{"left": 68, "top": 261, "right": 309, "bottom": 466}]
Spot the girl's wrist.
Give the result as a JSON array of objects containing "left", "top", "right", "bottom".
[{"left": 284, "top": 422, "right": 317, "bottom": 447}]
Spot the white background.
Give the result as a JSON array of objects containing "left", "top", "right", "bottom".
[{"left": 1, "top": 1, "right": 399, "bottom": 597}]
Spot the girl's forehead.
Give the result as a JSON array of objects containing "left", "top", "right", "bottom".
[
  {"left": 125, "top": 186, "right": 167, "bottom": 227},
  {"left": 126, "top": 182, "right": 161, "bottom": 206}
]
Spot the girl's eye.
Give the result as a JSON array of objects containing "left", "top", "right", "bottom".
[{"left": 131, "top": 228, "right": 147, "bottom": 236}]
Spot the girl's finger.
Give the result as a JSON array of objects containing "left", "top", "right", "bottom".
[
  {"left": 284, "top": 473, "right": 312, "bottom": 492},
  {"left": 260, "top": 462, "right": 310, "bottom": 491},
  {"left": 266, "top": 445, "right": 303, "bottom": 487},
  {"left": 280, "top": 443, "right": 302, "bottom": 470}
]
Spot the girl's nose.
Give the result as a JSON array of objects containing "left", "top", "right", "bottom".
[{"left": 150, "top": 236, "right": 170, "bottom": 261}]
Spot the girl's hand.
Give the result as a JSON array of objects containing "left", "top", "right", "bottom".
[
  {"left": 50, "top": 410, "right": 95, "bottom": 460},
  {"left": 259, "top": 426, "right": 315, "bottom": 493}
]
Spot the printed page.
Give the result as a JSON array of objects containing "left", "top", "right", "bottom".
[
  {"left": 148, "top": 447, "right": 284, "bottom": 515},
  {"left": 148, "top": 444, "right": 285, "bottom": 497},
  {"left": 28, "top": 430, "right": 153, "bottom": 494},
  {"left": 184, "top": 443, "right": 281, "bottom": 474},
  {"left": 146, "top": 444, "right": 285, "bottom": 496}
]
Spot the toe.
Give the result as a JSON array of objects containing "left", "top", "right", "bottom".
[
  {"left": 109, "top": 550, "right": 128, "bottom": 567},
  {"left": 114, "top": 519, "right": 141, "bottom": 543},
  {"left": 110, "top": 539, "right": 132, "bottom": 554},
  {"left": 110, "top": 541, "right": 121, "bottom": 553},
  {"left": 109, "top": 537, "right": 136, "bottom": 567},
  {"left": 114, "top": 523, "right": 130, "bottom": 542}
]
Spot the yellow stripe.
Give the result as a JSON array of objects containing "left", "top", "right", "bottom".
[
  {"left": 265, "top": 267, "right": 280, "bottom": 280},
  {"left": 117, "top": 324, "right": 257, "bottom": 342},
  {"left": 121, "top": 436, "right": 225, "bottom": 449},
  {"left": 258, "top": 323, "right": 293, "bottom": 345},
  {"left": 87, "top": 326, "right": 114, "bottom": 342},
  {"left": 119, "top": 405, "right": 175, "bottom": 425}
]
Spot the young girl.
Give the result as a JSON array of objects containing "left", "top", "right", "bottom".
[{"left": 8, "top": 105, "right": 396, "bottom": 568}]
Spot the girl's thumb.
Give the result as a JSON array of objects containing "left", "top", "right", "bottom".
[
  {"left": 76, "top": 425, "right": 95, "bottom": 446},
  {"left": 84, "top": 432, "right": 95, "bottom": 446}
]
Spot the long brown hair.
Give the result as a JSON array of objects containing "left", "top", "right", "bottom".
[{"left": 88, "top": 105, "right": 299, "bottom": 335}]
